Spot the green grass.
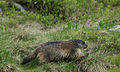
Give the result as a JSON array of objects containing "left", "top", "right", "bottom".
[
  {"left": 0, "top": 23, "right": 120, "bottom": 72},
  {"left": 107, "top": 54, "right": 120, "bottom": 72},
  {"left": 0, "top": 0, "right": 120, "bottom": 72}
]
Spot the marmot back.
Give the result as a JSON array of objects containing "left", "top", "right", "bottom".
[{"left": 21, "top": 39, "right": 88, "bottom": 65}]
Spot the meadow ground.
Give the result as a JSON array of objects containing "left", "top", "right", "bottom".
[{"left": 0, "top": 0, "right": 120, "bottom": 72}]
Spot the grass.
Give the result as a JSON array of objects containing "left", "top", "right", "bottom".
[
  {"left": 0, "top": 0, "right": 120, "bottom": 72},
  {"left": 107, "top": 54, "right": 120, "bottom": 72},
  {"left": 0, "top": 22, "right": 120, "bottom": 72}
]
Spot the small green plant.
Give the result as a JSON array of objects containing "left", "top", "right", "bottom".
[{"left": 0, "top": 24, "right": 8, "bottom": 32}]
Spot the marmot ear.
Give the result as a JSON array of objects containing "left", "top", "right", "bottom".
[
  {"left": 75, "top": 42, "right": 79, "bottom": 47},
  {"left": 71, "top": 40, "right": 79, "bottom": 47}
]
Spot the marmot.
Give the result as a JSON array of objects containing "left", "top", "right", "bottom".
[{"left": 21, "top": 39, "right": 88, "bottom": 65}]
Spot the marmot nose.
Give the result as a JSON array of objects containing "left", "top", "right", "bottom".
[{"left": 84, "top": 45, "right": 88, "bottom": 49}]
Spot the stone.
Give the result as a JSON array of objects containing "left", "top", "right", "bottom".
[{"left": 109, "top": 25, "right": 120, "bottom": 32}]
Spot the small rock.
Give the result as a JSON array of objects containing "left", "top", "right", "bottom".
[
  {"left": 14, "top": 3, "right": 26, "bottom": 14},
  {"left": 109, "top": 25, "right": 120, "bottom": 32},
  {"left": 7, "top": 65, "right": 13, "bottom": 69}
]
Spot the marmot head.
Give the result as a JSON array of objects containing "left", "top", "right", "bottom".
[{"left": 70, "top": 39, "right": 88, "bottom": 49}]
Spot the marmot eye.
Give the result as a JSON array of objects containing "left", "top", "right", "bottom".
[{"left": 83, "top": 42, "right": 85, "bottom": 44}]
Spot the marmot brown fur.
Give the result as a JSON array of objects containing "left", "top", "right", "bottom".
[{"left": 21, "top": 39, "right": 88, "bottom": 65}]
